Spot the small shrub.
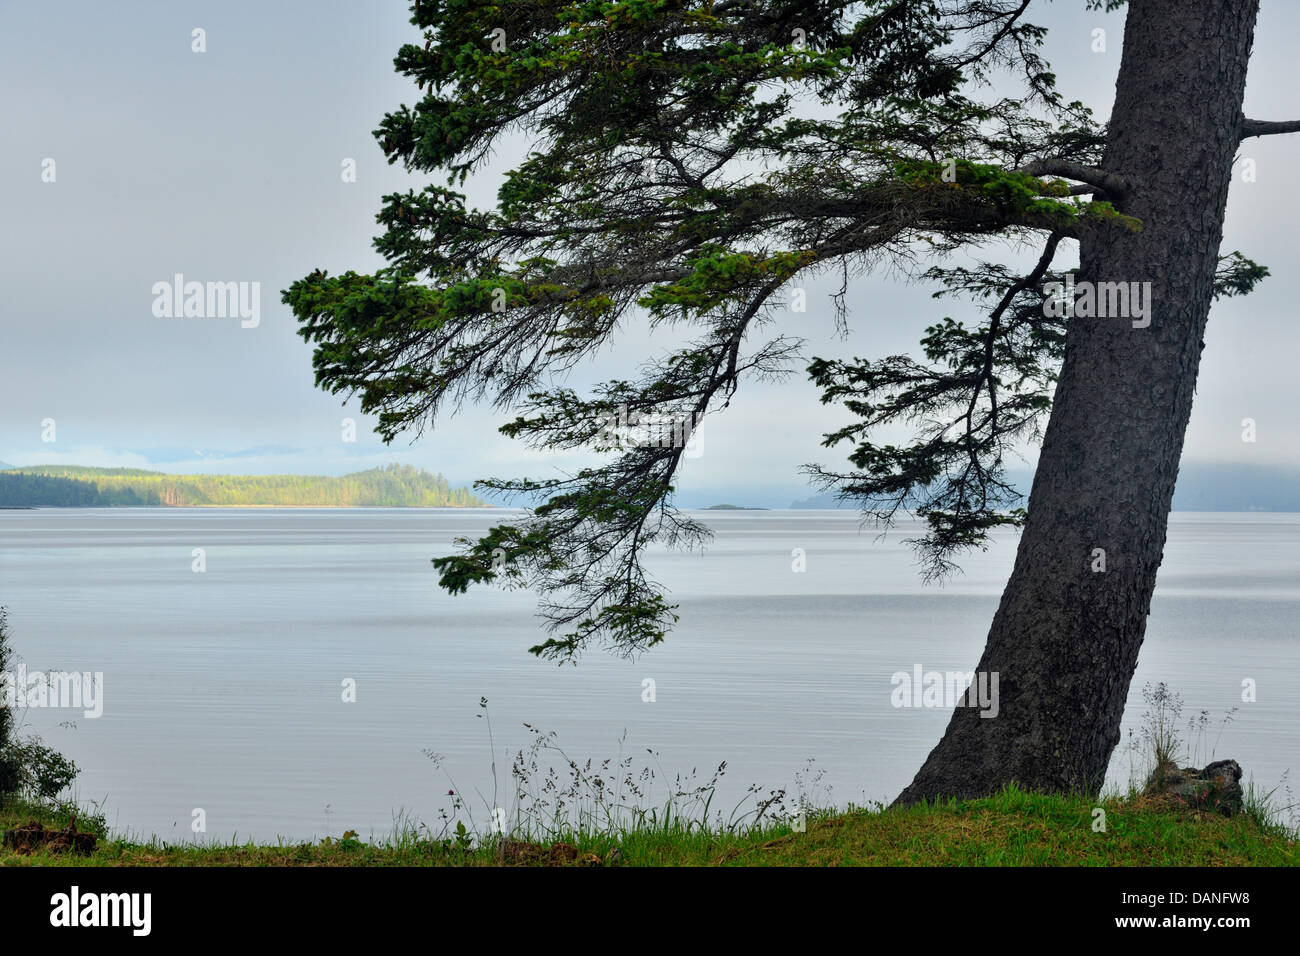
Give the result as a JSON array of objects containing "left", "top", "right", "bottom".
[
  {"left": 0, "top": 608, "right": 19, "bottom": 800},
  {"left": 4, "top": 734, "right": 80, "bottom": 802},
  {"left": 0, "top": 607, "right": 81, "bottom": 807}
]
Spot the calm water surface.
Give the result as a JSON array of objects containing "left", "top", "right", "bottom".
[{"left": 1, "top": 508, "right": 1296, "bottom": 841}]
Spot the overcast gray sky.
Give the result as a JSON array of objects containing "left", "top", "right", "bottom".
[{"left": 2, "top": 1, "right": 1298, "bottom": 506}]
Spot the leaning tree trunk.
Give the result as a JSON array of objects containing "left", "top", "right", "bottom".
[{"left": 895, "top": 0, "right": 1259, "bottom": 804}]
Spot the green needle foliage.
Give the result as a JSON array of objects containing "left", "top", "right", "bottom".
[{"left": 283, "top": 1, "right": 1265, "bottom": 659}]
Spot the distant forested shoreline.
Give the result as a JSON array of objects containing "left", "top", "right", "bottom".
[{"left": 0, "top": 464, "right": 487, "bottom": 508}]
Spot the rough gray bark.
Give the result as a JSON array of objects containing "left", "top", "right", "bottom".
[{"left": 895, "top": 0, "right": 1260, "bottom": 804}]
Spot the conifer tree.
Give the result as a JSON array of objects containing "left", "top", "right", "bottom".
[{"left": 284, "top": 0, "right": 1292, "bottom": 801}]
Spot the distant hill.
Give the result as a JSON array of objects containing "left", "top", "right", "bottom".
[
  {"left": 0, "top": 464, "right": 487, "bottom": 508},
  {"left": 790, "top": 462, "right": 1300, "bottom": 512},
  {"left": 1166, "top": 463, "right": 1300, "bottom": 512}
]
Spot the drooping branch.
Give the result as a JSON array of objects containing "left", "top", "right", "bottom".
[
  {"left": 803, "top": 231, "right": 1069, "bottom": 580},
  {"left": 433, "top": 305, "right": 801, "bottom": 661},
  {"left": 1240, "top": 118, "right": 1300, "bottom": 139},
  {"left": 804, "top": 244, "right": 1268, "bottom": 581}
]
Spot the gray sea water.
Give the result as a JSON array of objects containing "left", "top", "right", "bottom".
[{"left": 0, "top": 508, "right": 1296, "bottom": 842}]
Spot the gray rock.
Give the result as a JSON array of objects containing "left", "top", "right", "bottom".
[{"left": 1144, "top": 758, "right": 1244, "bottom": 816}]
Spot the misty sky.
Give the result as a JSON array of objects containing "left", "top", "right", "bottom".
[{"left": 2, "top": 1, "right": 1298, "bottom": 506}]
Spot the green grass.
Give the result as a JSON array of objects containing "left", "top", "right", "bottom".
[{"left": 3, "top": 786, "right": 1295, "bottom": 866}]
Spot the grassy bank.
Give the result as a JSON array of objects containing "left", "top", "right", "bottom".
[{"left": 3, "top": 785, "right": 1296, "bottom": 866}]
